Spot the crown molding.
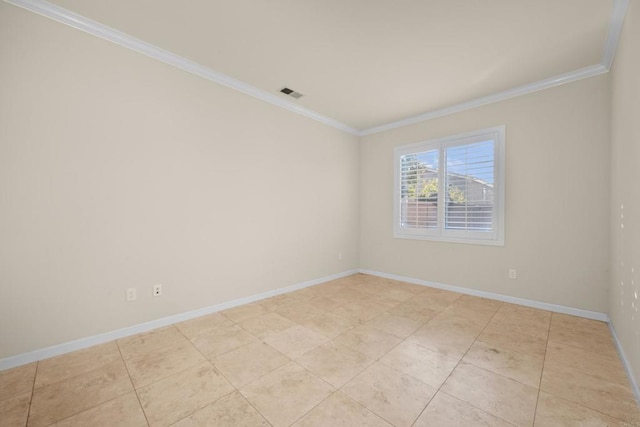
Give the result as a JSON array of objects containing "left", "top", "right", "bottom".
[
  {"left": 4, "top": 0, "right": 360, "bottom": 136},
  {"left": 359, "top": 64, "right": 608, "bottom": 136},
  {"left": 602, "top": 0, "right": 629, "bottom": 70},
  {"left": 4, "top": 0, "right": 629, "bottom": 137},
  {"left": 360, "top": 0, "right": 628, "bottom": 135}
]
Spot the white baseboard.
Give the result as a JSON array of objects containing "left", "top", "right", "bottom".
[
  {"left": 0, "top": 269, "right": 358, "bottom": 371},
  {"left": 359, "top": 269, "right": 609, "bottom": 321},
  {"left": 608, "top": 321, "right": 640, "bottom": 404}
]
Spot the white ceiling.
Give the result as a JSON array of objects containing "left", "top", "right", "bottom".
[{"left": 18, "top": 0, "right": 620, "bottom": 133}]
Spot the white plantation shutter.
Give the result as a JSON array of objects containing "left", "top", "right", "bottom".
[
  {"left": 444, "top": 140, "right": 495, "bottom": 232},
  {"left": 394, "top": 126, "right": 504, "bottom": 245}
]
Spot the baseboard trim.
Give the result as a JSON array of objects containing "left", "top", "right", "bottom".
[
  {"left": 358, "top": 269, "right": 609, "bottom": 321},
  {"left": 0, "top": 269, "right": 358, "bottom": 371},
  {"left": 608, "top": 321, "right": 640, "bottom": 404}
]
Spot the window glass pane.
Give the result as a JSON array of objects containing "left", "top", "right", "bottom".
[
  {"left": 400, "top": 150, "right": 438, "bottom": 229},
  {"left": 444, "top": 140, "right": 494, "bottom": 231}
]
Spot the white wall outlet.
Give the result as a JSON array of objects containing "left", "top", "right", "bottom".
[
  {"left": 126, "top": 288, "right": 137, "bottom": 302},
  {"left": 153, "top": 284, "right": 162, "bottom": 297},
  {"left": 338, "top": 252, "right": 343, "bottom": 260},
  {"left": 508, "top": 269, "right": 517, "bottom": 279}
]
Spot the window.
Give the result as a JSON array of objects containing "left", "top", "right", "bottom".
[{"left": 393, "top": 126, "right": 505, "bottom": 245}]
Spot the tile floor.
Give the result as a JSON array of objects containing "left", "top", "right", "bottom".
[{"left": 1, "top": 274, "right": 639, "bottom": 426}]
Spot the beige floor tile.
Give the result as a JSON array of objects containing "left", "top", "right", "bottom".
[
  {"left": 390, "top": 281, "right": 428, "bottom": 294},
  {"left": 342, "top": 362, "right": 436, "bottom": 427},
  {"left": 293, "top": 392, "right": 392, "bottom": 427},
  {"left": 414, "top": 391, "right": 513, "bottom": 427},
  {"left": 407, "top": 312, "right": 484, "bottom": 359},
  {"left": 498, "top": 304, "right": 551, "bottom": 324},
  {"left": 331, "top": 289, "right": 371, "bottom": 305},
  {"left": 370, "top": 286, "right": 418, "bottom": 303},
  {"left": 547, "top": 324, "right": 618, "bottom": 359},
  {"left": 441, "top": 362, "right": 538, "bottom": 426},
  {"left": 410, "top": 288, "right": 462, "bottom": 311},
  {"left": 551, "top": 313, "right": 611, "bottom": 332},
  {"left": 462, "top": 341, "right": 544, "bottom": 388},
  {"left": 489, "top": 305, "right": 551, "bottom": 340},
  {"left": 365, "top": 312, "right": 422, "bottom": 338},
  {"left": 8, "top": 275, "right": 638, "bottom": 427},
  {"left": 137, "top": 362, "right": 233, "bottom": 427},
  {"left": 0, "top": 392, "right": 31, "bottom": 427},
  {"left": 387, "top": 300, "right": 439, "bottom": 323},
  {"left": 174, "top": 313, "right": 234, "bottom": 339},
  {"left": 362, "top": 294, "right": 403, "bottom": 311},
  {"left": 52, "top": 392, "right": 147, "bottom": 427},
  {"left": 380, "top": 341, "right": 459, "bottom": 388},
  {"left": 212, "top": 341, "right": 290, "bottom": 388},
  {"left": 238, "top": 311, "right": 296, "bottom": 338},
  {"left": 331, "top": 301, "right": 389, "bottom": 324},
  {"left": 534, "top": 391, "right": 628, "bottom": 427},
  {"left": 35, "top": 342, "right": 122, "bottom": 389},
  {"left": 239, "top": 362, "right": 334, "bottom": 427},
  {"left": 125, "top": 340, "right": 206, "bottom": 388},
  {"left": 299, "top": 312, "right": 356, "bottom": 338},
  {"left": 548, "top": 314, "right": 618, "bottom": 359},
  {"left": 544, "top": 341, "right": 630, "bottom": 387},
  {"left": 540, "top": 364, "right": 640, "bottom": 424},
  {"left": 478, "top": 325, "right": 548, "bottom": 357},
  {"left": 263, "top": 325, "right": 329, "bottom": 359},
  {"left": 443, "top": 295, "right": 502, "bottom": 326},
  {"left": 275, "top": 302, "right": 325, "bottom": 323},
  {"left": 307, "top": 295, "right": 348, "bottom": 312},
  {"left": 286, "top": 287, "right": 323, "bottom": 303},
  {"left": 334, "top": 325, "right": 402, "bottom": 359},
  {"left": 296, "top": 342, "right": 374, "bottom": 388},
  {"left": 28, "top": 359, "right": 133, "bottom": 427},
  {"left": 118, "top": 326, "right": 188, "bottom": 360},
  {"left": 0, "top": 363, "right": 36, "bottom": 401},
  {"left": 255, "top": 294, "right": 296, "bottom": 311},
  {"left": 190, "top": 324, "right": 256, "bottom": 359},
  {"left": 172, "top": 391, "right": 269, "bottom": 427},
  {"left": 220, "top": 303, "right": 267, "bottom": 323}
]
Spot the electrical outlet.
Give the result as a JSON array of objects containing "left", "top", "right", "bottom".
[
  {"left": 509, "top": 269, "right": 517, "bottom": 279},
  {"left": 338, "top": 252, "right": 343, "bottom": 260},
  {"left": 153, "top": 284, "right": 162, "bottom": 297},
  {"left": 126, "top": 288, "right": 137, "bottom": 302}
]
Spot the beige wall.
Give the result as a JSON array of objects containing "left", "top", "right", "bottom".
[
  {"left": 610, "top": 0, "right": 640, "bottom": 390},
  {"left": 360, "top": 75, "right": 611, "bottom": 312},
  {"left": 0, "top": 3, "right": 359, "bottom": 358}
]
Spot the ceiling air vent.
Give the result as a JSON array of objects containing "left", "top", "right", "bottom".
[{"left": 280, "top": 87, "right": 303, "bottom": 99}]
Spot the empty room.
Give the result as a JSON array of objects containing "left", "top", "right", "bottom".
[{"left": 1, "top": 0, "right": 639, "bottom": 426}]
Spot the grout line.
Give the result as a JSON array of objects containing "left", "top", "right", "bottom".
[
  {"left": 23, "top": 344, "right": 138, "bottom": 425},
  {"left": 532, "top": 311, "right": 553, "bottom": 426},
  {"left": 535, "top": 389, "right": 635, "bottom": 425},
  {"left": 24, "top": 361, "right": 39, "bottom": 426},
  {"left": 408, "top": 301, "right": 512, "bottom": 426},
  {"left": 537, "top": 315, "right": 639, "bottom": 424},
  {"left": 115, "top": 340, "right": 151, "bottom": 427},
  {"left": 168, "top": 327, "right": 245, "bottom": 425},
  {"left": 283, "top": 361, "right": 339, "bottom": 425},
  {"left": 174, "top": 322, "right": 274, "bottom": 426}
]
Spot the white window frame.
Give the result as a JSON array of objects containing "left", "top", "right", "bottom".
[{"left": 393, "top": 126, "right": 505, "bottom": 246}]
